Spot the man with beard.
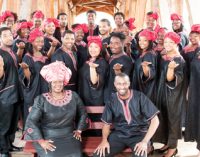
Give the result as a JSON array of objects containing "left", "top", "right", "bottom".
[
  {"left": 83, "top": 10, "right": 100, "bottom": 43},
  {"left": 94, "top": 73, "right": 159, "bottom": 157},
  {"left": 51, "top": 30, "right": 78, "bottom": 91},
  {"left": 0, "top": 27, "right": 22, "bottom": 157},
  {"left": 54, "top": 12, "right": 68, "bottom": 43}
]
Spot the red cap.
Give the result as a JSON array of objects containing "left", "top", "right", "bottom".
[
  {"left": 170, "top": 13, "right": 182, "bottom": 21},
  {"left": 157, "top": 27, "right": 167, "bottom": 35},
  {"left": 33, "top": 10, "right": 44, "bottom": 19},
  {"left": 1, "top": 10, "right": 14, "bottom": 22},
  {"left": 16, "top": 21, "right": 33, "bottom": 32},
  {"left": 72, "top": 24, "right": 88, "bottom": 33},
  {"left": 43, "top": 18, "right": 60, "bottom": 28},
  {"left": 191, "top": 24, "right": 200, "bottom": 33},
  {"left": 87, "top": 36, "right": 102, "bottom": 49},
  {"left": 147, "top": 12, "right": 159, "bottom": 20},
  {"left": 164, "top": 32, "right": 181, "bottom": 44},
  {"left": 28, "top": 28, "right": 44, "bottom": 42},
  {"left": 139, "top": 29, "right": 157, "bottom": 41}
]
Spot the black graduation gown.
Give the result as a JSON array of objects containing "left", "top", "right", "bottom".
[
  {"left": 20, "top": 53, "right": 49, "bottom": 120},
  {"left": 104, "top": 53, "right": 133, "bottom": 103},
  {"left": 51, "top": 48, "right": 78, "bottom": 91},
  {"left": 12, "top": 38, "right": 29, "bottom": 59},
  {"left": 78, "top": 58, "right": 108, "bottom": 136},
  {"left": 177, "top": 31, "right": 189, "bottom": 52},
  {"left": 185, "top": 47, "right": 200, "bottom": 150},
  {"left": 153, "top": 54, "right": 185, "bottom": 147},
  {"left": 83, "top": 25, "right": 99, "bottom": 43},
  {"left": 75, "top": 42, "right": 88, "bottom": 69},
  {"left": 44, "top": 37, "right": 61, "bottom": 55},
  {"left": 132, "top": 51, "right": 157, "bottom": 103},
  {"left": 24, "top": 91, "right": 88, "bottom": 157}
]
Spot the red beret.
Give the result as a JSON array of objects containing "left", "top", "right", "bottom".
[
  {"left": 28, "top": 28, "right": 44, "bottom": 42},
  {"left": 87, "top": 36, "right": 102, "bottom": 49},
  {"left": 43, "top": 18, "right": 60, "bottom": 28},
  {"left": 33, "top": 10, "right": 44, "bottom": 19},
  {"left": 16, "top": 21, "right": 33, "bottom": 32},
  {"left": 72, "top": 24, "right": 88, "bottom": 33},
  {"left": 1, "top": 10, "right": 14, "bottom": 22},
  {"left": 147, "top": 12, "right": 159, "bottom": 20},
  {"left": 164, "top": 32, "right": 181, "bottom": 44},
  {"left": 191, "top": 24, "right": 200, "bottom": 34},
  {"left": 170, "top": 13, "right": 182, "bottom": 21},
  {"left": 139, "top": 29, "right": 157, "bottom": 41}
]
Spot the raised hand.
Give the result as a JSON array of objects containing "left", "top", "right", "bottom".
[
  {"left": 89, "top": 62, "right": 99, "bottom": 68},
  {"left": 19, "top": 62, "right": 31, "bottom": 79},
  {"left": 168, "top": 60, "right": 179, "bottom": 69},
  {"left": 16, "top": 42, "right": 25, "bottom": 49}
]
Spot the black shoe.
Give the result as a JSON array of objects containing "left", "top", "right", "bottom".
[
  {"left": 154, "top": 147, "right": 169, "bottom": 154},
  {"left": 9, "top": 144, "right": 23, "bottom": 152},
  {"left": 0, "top": 153, "right": 9, "bottom": 157},
  {"left": 163, "top": 149, "right": 178, "bottom": 157}
]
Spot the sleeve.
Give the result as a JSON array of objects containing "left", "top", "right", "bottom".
[
  {"left": 166, "top": 57, "right": 185, "bottom": 89},
  {"left": 51, "top": 50, "right": 63, "bottom": 63},
  {"left": 139, "top": 92, "right": 159, "bottom": 121},
  {"left": 121, "top": 56, "right": 133, "bottom": 76},
  {"left": 101, "top": 101, "right": 113, "bottom": 125},
  {"left": 74, "top": 92, "right": 89, "bottom": 131},
  {"left": 24, "top": 96, "right": 44, "bottom": 141},
  {"left": 140, "top": 53, "right": 157, "bottom": 83}
]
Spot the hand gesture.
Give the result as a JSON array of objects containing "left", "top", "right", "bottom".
[
  {"left": 38, "top": 139, "right": 56, "bottom": 154},
  {"left": 89, "top": 62, "right": 99, "bottom": 68},
  {"left": 16, "top": 42, "right": 25, "bottom": 49},
  {"left": 168, "top": 60, "right": 179, "bottom": 69},
  {"left": 94, "top": 140, "right": 110, "bottom": 157},
  {"left": 19, "top": 62, "right": 31, "bottom": 79},
  {"left": 134, "top": 141, "right": 148, "bottom": 156},
  {"left": 73, "top": 130, "right": 82, "bottom": 141},
  {"left": 113, "top": 63, "right": 123, "bottom": 70}
]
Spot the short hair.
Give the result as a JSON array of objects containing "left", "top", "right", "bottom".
[
  {"left": 86, "top": 10, "right": 96, "bottom": 15},
  {"left": 0, "top": 27, "right": 11, "bottom": 36},
  {"left": 114, "top": 73, "right": 130, "bottom": 82},
  {"left": 114, "top": 12, "right": 125, "bottom": 20},
  {"left": 110, "top": 32, "right": 126, "bottom": 41},
  {"left": 100, "top": 19, "right": 111, "bottom": 27},
  {"left": 146, "top": 11, "right": 154, "bottom": 16},
  {"left": 57, "top": 12, "right": 67, "bottom": 19},
  {"left": 63, "top": 30, "right": 75, "bottom": 37}
]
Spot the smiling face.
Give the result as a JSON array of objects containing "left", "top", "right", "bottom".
[
  {"left": 32, "top": 36, "right": 44, "bottom": 52},
  {"left": 139, "top": 36, "right": 149, "bottom": 51},
  {"left": 33, "top": 18, "right": 43, "bottom": 28},
  {"left": 58, "top": 14, "right": 68, "bottom": 27},
  {"left": 19, "top": 28, "right": 29, "bottom": 38},
  {"left": 172, "top": 20, "right": 182, "bottom": 31},
  {"left": 51, "top": 80, "right": 64, "bottom": 93},
  {"left": 87, "top": 13, "right": 96, "bottom": 25},
  {"left": 44, "top": 22, "right": 56, "bottom": 35},
  {"left": 189, "top": 32, "right": 200, "bottom": 45},
  {"left": 99, "top": 21, "right": 110, "bottom": 36},
  {"left": 62, "top": 33, "right": 75, "bottom": 50},
  {"left": 0, "top": 29, "right": 13, "bottom": 47},
  {"left": 110, "top": 36, "right": 124, "bottom": 54},
  {"left": 88, "top": 42, "right": 101, "bottom": 58},
  {"left": 74, "top": 29, "right": 84, "bottom": 42},
  {"left": 146, "top": 16, "right": 156, "bottom": 30},
  {"left": 114, "top": 15, "right": 124, "bottom": 28},
  {"left": 4, "top": 16, "right": 15, "bottom": 28},
  {"left": 114, "top": 76, "right": 130, "bottom": 96},
  {"left": 164, "top": 37, "right": 177, "bottom": 52}
]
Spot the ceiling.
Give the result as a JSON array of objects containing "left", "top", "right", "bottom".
[{"left": 71, "top": 0, "right": 117, "bottom": 15}]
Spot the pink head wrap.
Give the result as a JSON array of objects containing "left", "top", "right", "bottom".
[
  {"left": 87, "top": 36, "right": 102, "bottom": 49},
  {"left": 72, "top": 24, "right": 88, "bottom": 33},
  {"left": 164, "top": 32, "right": 181, "bottom": 44},
  {"left": 124, "top": 18, "right": 136, "bottom": 31},
  {"left": 28, "top": 28, "right": 44, "bottom": 42},
  {"left": 191, "top": 24, "right": 200, "bottom": 34},
  {"left": 147, "top": 12, "right": 159, "bottom": 20},
  {"left": 16, "top": 21, "right": 33, "bottom": 32},
  {"left": 139, "top": 29, "right": 157, "bottom": 41},
  {"left": 170, "top": 13, "right": 182, "bottom": 21},
  {"left": 43, "top": 18, "right": 60, "bottom": 28},
  {"left": 1, "top": 10, "right": 14, "bottom": 22},
  {"left": 33, "top": 10, "right": 44, "bottom": 19},
  {"left": 40, "top": 61, "right": 72, "bottom": 85}
]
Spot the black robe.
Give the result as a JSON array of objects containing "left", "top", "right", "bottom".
[
  {"left": 132, "top": 51, "right": 157, "bottom": 103},
  {"left": 75, "top": 41, "right": 88, "bottom": 69},
  {"left": 51, "top": 48, "right": 78, "bottom": 91},
  {"left": 78, "top": 58, "right": 108, "bottom": 136},
  {"left": 20, "top": 53, "right": 49, "bottom": 120},
  {"left": 185, "top": 46, "right": 200, "bottom": 150},
  {"left": 104, "top": 53, "right": 133, "bottom": 103},
  {"left": 44, "top": 37, "right": 61, "bottom": 56},
  {"left": 83, "top": 25, "right": 99, "bottom": 43},
  {"left": 153, "top": 53, "right": 185, "bottom": 148}
]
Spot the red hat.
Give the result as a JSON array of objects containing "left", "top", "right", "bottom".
[
  {"left": 16, "top": 21, "right": 33, "bottom": 32},
  {"left": 28, "top": 28, "right": 44, "bottom": 42},
  {"left": 147, "top": 12, "right": 159, "bottom": 20},
  {"left": 87, "top": 36, "right": 102, "bottom": 49},
  {"left": 170, "top": 13, "right": 182, "bottom": 21},
  {"left": 164, "top": 32, "right": 181, "bottom": 44},
  {"left": 157, "top": 27, "right": 167, "bottom": 35},
  {"left": 40, "top": 61, "right": 72, "bottom": 85},
  {"left": 72, "top": 24, "right": 88, "bottom": 33},
  {"left": 191, "top": 24, "right": 200, "bottom": 34},
  {"left": 124, "top": 18, "right": 136, "bottom": 31},
  {"left": 43, "top": 18, "right": 60, "bottom": 28},
  {"left": 1, "top": 10, "right": 14, "bottom": 22},
  {"left": 33, "top": 10, "right": 44, "bottom": 19},
  {"left": 139, "top": 29, "right": 157, "bottom": 41}
]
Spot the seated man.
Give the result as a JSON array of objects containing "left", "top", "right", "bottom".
[{"left": 94, "top": 73, "right": 159, "bottom": 157}]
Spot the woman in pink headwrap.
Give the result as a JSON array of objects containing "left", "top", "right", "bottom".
[
  {"left": 184, "top": 24, "right": 200, "bottom": 157},
  {"left": 78, "top": 36, "right": 108, "bottom": 136},
  {"left": 153, "top": 32, "right": 186, "bottom": 157},
  {"left": 19, "top": 28, "right": 49, "bottom": 122},
  {"left": 31, "top": 10, "right": 44, "bottom": 29},
  {"left": 24, "top": 61, "right": 88, "bottom": 157}
]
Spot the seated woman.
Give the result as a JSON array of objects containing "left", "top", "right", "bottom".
[{"left": 24, "top": 61, "right": 88, "bottom": 157}]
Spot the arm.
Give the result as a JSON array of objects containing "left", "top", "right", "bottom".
[
  {"left": 89, "top": 65, "right": 99, "bottom": 85},
  {"left": 0, "top": 56, "right": 4, "bottom": 79}
]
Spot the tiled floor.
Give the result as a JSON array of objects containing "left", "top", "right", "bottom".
[{"left": 11, "top": 131, "right": 199, "bottom": 157}]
